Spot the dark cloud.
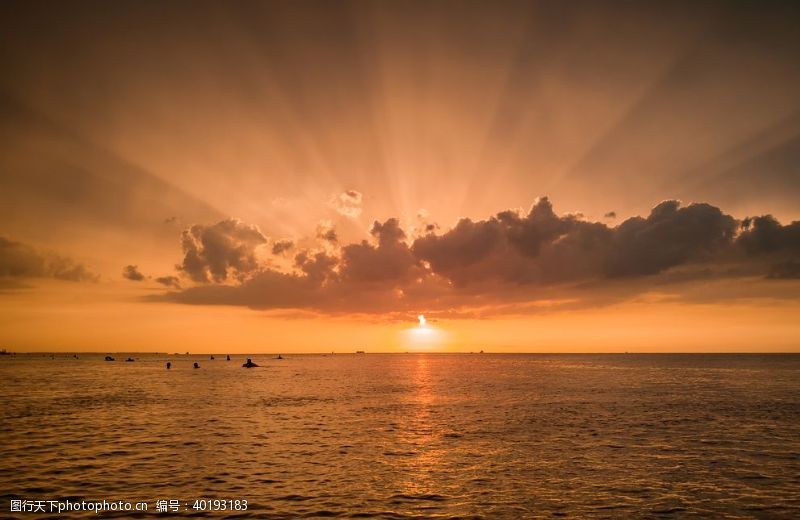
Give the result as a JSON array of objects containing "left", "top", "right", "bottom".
[
  {"left": 412, "top": 198, "right": 740, "bottom": 285},
  {"left": 178, "top": 219, "right": 267, "bottom": 283},
  {"left": 158, "top": 199, "right": 800, "bottom": 314},
  {"left": 412, "top": 216, "right": 507, "bottom": 286},
  {"left": 0, "top": 236, "right": 96, "bottom": 282},
  {"left": 340, "top": 219, "right": 419, "bottom": 284},
  {"left": 315, "top": 220, "right": 339, "bottom": 244},
  {"left": 271, "top": 239, "right": 294, "bottom": 255},
  {"left": 737, "top": 215, "right": 800, "bottom": 255},
  {"left": 295, "top": 251, "right": 338, "bottom": 284},
  {"left": 605, "top": 201, "right": 738, "bottom": 277},
  {"left": 318, "top": 229, "right": 338, "bottom": 243},
  {"left": 122, "top": 265, "right": 145, "bottom": 281},
  {"left": 155, "top": 275, "right": 181, "bottom": 288},
  {"left": 736, "top": 215, "right": 800, "bottom": 280},
  {"left": 767, "top": 260, "right": 800, "bottom": 279}
]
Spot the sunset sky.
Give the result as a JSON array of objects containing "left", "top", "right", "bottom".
[{"left": 1, "top": 1, "right": 799, "bottom": 352}]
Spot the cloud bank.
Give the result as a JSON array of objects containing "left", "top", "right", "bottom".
[
  {"left": 156, "top": 198, "right": 800, "bottom": 315},
  {"left": 0, "top": 237, "right": 97, "bottom": 283}
]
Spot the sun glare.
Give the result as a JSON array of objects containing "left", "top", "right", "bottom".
[{"left": 402, "top": 314, "right": 447, "bottom": 350}]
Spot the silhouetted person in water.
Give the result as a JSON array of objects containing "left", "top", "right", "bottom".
[
  {"left": 210, "top": 355, "right": 215, "bottom": 360},
  {"left": 226, "top": 354, "right": 230, "bottom": 361},
  {"left": 242, "top": 358, "right": 259, "bottom": 368},
  {"left": 166, "top": 362, "right": 171, "bottom": 369},
  {"left": 193, "top": 362, "right": 200, "bottom": 369},
  {"left": 276, "top": 354, "right": 283, "bottom": 360}
]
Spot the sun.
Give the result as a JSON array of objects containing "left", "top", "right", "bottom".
[{"left": 402, "top": 314, "right": 447, "bottom": 350}]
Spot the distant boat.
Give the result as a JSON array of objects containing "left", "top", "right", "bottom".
[
  {"left": 355, "top": 350, "right": 365, "bottom": 354},
  {"left": 0, "top": 348, "right": 11, "bottom": 356},
  {"left": 104, "top": 355, "right": 115, "bottom": 361}
]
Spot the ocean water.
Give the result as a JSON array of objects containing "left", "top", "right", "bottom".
[{"left": 1, "top": 353, "right": 799, "bottom": 519}]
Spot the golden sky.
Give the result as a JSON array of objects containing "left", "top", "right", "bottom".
[{"left": 1, "top": 1, "right": 799, "bottom": 352}]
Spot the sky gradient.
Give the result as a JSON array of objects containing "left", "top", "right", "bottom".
[{"left": 1, "top": 0, "right": 799, "bottom": 352}]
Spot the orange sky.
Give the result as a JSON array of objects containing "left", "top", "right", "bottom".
[{"left": 1, "top": 1, "right": 799, "bottom": 352}]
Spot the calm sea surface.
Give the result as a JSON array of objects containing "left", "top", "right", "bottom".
[{"left": 1, "top": 353, "right": 799, "bottom": 519}]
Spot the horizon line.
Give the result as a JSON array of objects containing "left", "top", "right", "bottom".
[{"left": 4, "top": 351, "right": 800, "bottom": 355}]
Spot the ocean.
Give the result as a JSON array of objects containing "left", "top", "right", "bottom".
[{"left": 1, "top": 353, "right": 799, "bottom": 518}]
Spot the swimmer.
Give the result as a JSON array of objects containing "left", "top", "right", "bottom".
[
  {"left": 166, "top": 362, "right": 171, "bottom": 369},
  {"left": 242, "top": 358, "right": 259, "bottom": 368},
  {"left": 193, "top": 362, "right": 200, "bottom": 369}
]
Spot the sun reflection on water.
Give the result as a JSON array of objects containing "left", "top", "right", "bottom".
[{"left": 395, "top": 355, "right": 444, "bottom": 497}]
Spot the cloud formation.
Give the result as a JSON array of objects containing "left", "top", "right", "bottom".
[
  {"left": 155, "top": 275, "right": 181, "bottom": 288},
  {"left": 271, "top": 239, "right": 294, "bottom": 255},
  {"left": 316, "top": 221, "right": 338, "bottom": 244},
  {"left": 340, "top": 219, "right": 419, "bottom": 284},
  {"left": 178, "top": 219, "right": 267, "bottom": 283},
  {"left": 738, "top": 215, "right": 800, "bottom": 255},
  {"left": 122, "top": 265, "right": 145, "bottom": 281},
  {"left": 158, "top": 198, "right": 800, "bottom": 315},
  {"left": 412, "top": 198, "right": 740, "bottom": 285},
  {"left": 0, "top": 237, "right": 96, "bottom": 282},
  {"left": 329, "top": 190, "right": 363, "bottom": 218}
]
